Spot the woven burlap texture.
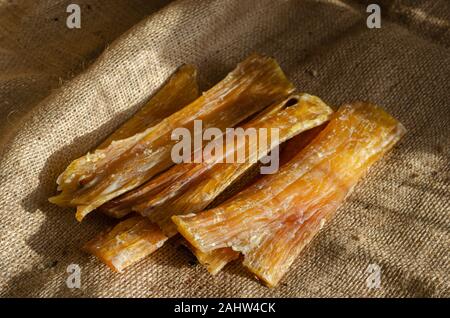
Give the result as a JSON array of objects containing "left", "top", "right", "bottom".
[{"left": 0, "top": 0, "right": 449, "bottom": 297}]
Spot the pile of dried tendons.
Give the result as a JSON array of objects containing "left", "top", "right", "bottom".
[{"left": 50, "top": 54, "right": 405, "bottom": 287}]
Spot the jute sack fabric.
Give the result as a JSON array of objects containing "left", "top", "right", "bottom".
[{"left": 0, "top": 0, "right": 449, "bottom": 297}]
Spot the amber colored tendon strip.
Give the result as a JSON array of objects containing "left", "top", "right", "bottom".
[
  {"left": 50, "top": 54, "right": 294, "bottom": 221},
  {"left": 83, "top": 215, "right": 168, "bottom": 273},
  {"left": 173, "top": 102, "right": 405, "bottom": 286}
]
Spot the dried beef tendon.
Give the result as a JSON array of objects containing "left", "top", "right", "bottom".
[
  {"left": 90, "top": 94, "right": 332, "bottom": 273},
  {"left": 173, "top": 102, "right": 406, "bottom": 287},
  {"left": 83, "top": 215, "right": 168, "bottom": 272},
  {"left": 50, "top": 54, "right": 295, "bottom": 221}
]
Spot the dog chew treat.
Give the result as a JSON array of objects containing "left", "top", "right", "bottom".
[
  {"left": 89, "top": 95, "right": 332, "bottom": 273},
  {"left": 98, "top": 65, "right": 199, "bottom": 149},
  {"left": 173, "top": 102, "right": 406, "bottom": 287},
  {"left": 83, "top": 215, "right": 168, "bottom": 272},
  {"left": 50, "top": 54, "right": 295, "bottom": 221},
  {"left": 188, "top": 124, "right": 326, "bottom": 275},
  {"left": 136, "top": 93, "right": 333, "bottom": 236}
]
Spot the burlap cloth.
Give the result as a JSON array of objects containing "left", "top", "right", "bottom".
[{"left": 0, "top": 0, "right": 448, "bottom": 298}]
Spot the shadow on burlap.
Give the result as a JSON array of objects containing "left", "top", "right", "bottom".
[{"left": 0, "top": 0, "right": 449, "bottom": 297}]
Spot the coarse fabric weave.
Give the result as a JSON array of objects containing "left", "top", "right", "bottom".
[{"left": 0, "top": 0, "right": 449, "bottom": 297}]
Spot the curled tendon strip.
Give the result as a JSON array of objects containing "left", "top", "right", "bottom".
[
  {"left": 173, "top": 102, "right": 406, "bottom": 286},
  {"left": 50, "top": 54, "right": 294, "bottom": 221}
]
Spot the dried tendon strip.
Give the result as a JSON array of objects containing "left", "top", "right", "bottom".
[
  {"left": 50, "top": 54, "right": 294, "bottom": 221},
  {"left": 136, "top": 93, "right": 333, "bottom": 236},
  {"left": 173, "top": 102, "right": 405, "bottom": 286},
  {"left": 83, "top": 215, "right": 167, "bottom": 272}
]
